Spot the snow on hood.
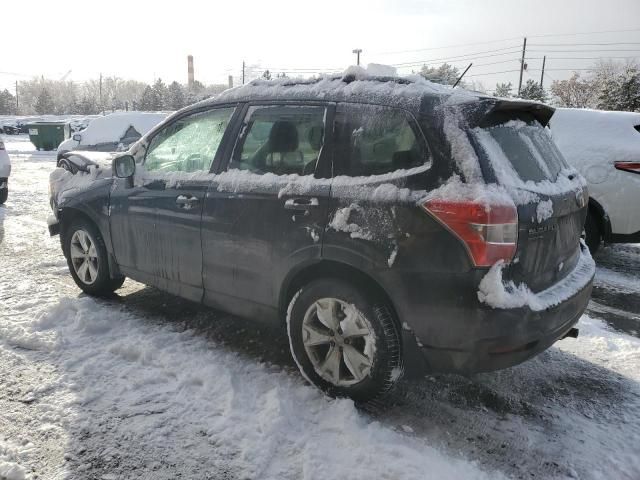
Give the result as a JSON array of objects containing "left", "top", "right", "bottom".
[
  {"left": 550, "top": 108, "right": 640, "bottom": 166},
  {"left": 76, "top": 112, "right": 168, "bottom": 146}
]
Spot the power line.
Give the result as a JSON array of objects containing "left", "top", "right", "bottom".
[
  {"left": 529, "top": 42, "right": 640, "bottom": 47},
  {"left": 528, "top": 27, "right": 640, "bottom": 38},
  {"left": 371, "top": 37, "right": 522, "bottom": 56},
  {"left": 464, "top": 69, "right": 521, "bottom": 77},
  {"left": 528, "top": 48, "right": 640, "bottom": 53},
  {"left": 388, "top": 47, "right": 522, "bottom": 67},
  {"left": 371, "top": 27, "right": 640, "bottom": 56},
  {"left": 527, "top": 55, "right": 640, "bottom": 60}
]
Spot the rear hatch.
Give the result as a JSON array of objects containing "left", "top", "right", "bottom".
[{"left": 470, "top": 110, "right": 588, "bottom": 292}]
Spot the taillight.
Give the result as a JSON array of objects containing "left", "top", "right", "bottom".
[
  {"left": 614, "top": 161, "right": 640, "bottom": 175},
  {"left": 422, "top": 199, "right": 518, "bottom": 267}
]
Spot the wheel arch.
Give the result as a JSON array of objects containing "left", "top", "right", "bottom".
[
  {"left": 279, "top": 259, "right": 400, "bottom": 329},
  {"left": 588, "top": 197, "right": 612, "bottom": 242},
  {"left": 58, "top": 207, "right": 121, "bottom": 278}
]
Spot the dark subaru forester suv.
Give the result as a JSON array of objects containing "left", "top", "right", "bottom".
[{"left": 49, "top": 71, "right": 595, "bottom": 402}]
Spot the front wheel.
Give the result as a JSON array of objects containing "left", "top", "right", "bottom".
[
  {"left": 287, "top": 278, "right": 403, "bottom": 403},
  {"left": 0, "top": 186, "right": 7, "bottom": 205},
  {"left": 63, "top": 218, "right": 125, "bottom": 296}
]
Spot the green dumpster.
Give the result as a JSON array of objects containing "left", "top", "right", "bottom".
[{"left": 27, "top": 122, "right": 70, "bottom": 151}]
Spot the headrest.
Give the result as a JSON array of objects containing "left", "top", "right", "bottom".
[
  {"left": 307, "top": 125, "right": 324, "bottom": 150},
  {"left": 269, "top": 121, "right": 299, "bottom": 153}
]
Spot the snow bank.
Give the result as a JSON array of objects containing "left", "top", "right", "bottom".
[
  {"left": 0, "top": 439, "right": 32, "bottom": 480},
  {"left": 550, "top": 108, "right": 640, "bottom": 168},
  {"left": 478, "top": 241, "right": 595, "bottom": 310},
  {"left": 5, "top": 295, "right": 499, "bottom": 480}
]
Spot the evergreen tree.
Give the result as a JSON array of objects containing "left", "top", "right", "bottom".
[
  {"left": 616, "top": 66, "right": 640, "bottom": 112},
  {"left": 0, "top": 89, "right": 16, "bottom": 114},
  {"left": 419, "top": 63, "right": 461, "bottom": 86},
  {"left": 262, "top": 70, "right": 272, "bottom": 80},
  {"left": 151, "top": 79, "right": 168, "bottom": 110},
  {"left": 34, "top": 87, "right": 55, "bottom": 114},
  {"left": 139, "top": 86, "right": 158, "bottom": 111},
  {"left": 166, "top": 81, "right": 186, "bottom": 110},
  {"left": 494, "top": 82, "right": 513, "bottom": 98},
  {"left": 518, "top": 79, "right": 546, "bottom": 102}
]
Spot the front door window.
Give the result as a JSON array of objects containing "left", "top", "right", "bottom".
[{"left": 145, "top": 107, "right": 236, "bottom": 173}]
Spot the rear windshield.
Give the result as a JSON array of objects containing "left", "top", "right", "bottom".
[{"left": 473, "top": 115, "right": 568, "bottom": 184}]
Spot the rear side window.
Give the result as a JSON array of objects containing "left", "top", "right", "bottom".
[
  {"left": 334, "top": 104, "right": 428, "bottom": 176},
  {"left": 229, "top": 105, "right": 326, "bottom": 176},
  {"left": 473, "top": 116, "right": 567, "bottom": 184}
]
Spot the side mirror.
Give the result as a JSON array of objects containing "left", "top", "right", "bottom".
[
  {"left": 72, "top": 133, "right": 82, "bottom": 142},
  {"left": 114, "top": 155, "right": 136, "bottom": 179}
]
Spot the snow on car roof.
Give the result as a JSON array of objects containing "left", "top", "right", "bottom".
[
  {"left": 78, "top": 112, "right": 168, "bottom": 146},
  {"left": 203, "top": 65, "right": 481, "bottom": 112},
  {"left": 550, "top": 108, "right": 640, "bottom": 165}
]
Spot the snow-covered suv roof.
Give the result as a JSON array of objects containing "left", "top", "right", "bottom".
[{"left": 198, "top": 66, "right": 482, "bottom": 114}]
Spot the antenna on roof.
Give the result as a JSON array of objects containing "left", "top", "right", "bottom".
[{"left": 452, "top": 63, "right": 472, "bottom": 88}]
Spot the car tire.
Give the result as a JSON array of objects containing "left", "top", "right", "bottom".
[
  {"left": 287, "top": 278, "right": 403, "bottom": 403},
  {"left": 584, "top": 210, "right": 601, "bottom": 255},
  {"left": 63, "top": 217, "right": 125, "bottom": 296},
  {"left": 0, "top": 186, "right": 7, "bottom": 205}
]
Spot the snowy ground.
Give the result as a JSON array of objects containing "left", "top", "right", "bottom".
[{"left": 1, "top": 134, "right": 639, "bottom": 480}]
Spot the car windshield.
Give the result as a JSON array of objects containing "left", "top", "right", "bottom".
[{"left": 473, "top": 116, "right": 568, "bottom": 184}]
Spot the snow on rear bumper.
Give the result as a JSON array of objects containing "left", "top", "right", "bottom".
[
  {"left": 478, "top": 240, "right": 595, "bottom": 312},
  {"left": 527, "top": 242, "right": 595, "bottom": 311}
]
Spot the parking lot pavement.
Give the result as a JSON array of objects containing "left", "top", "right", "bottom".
[{"left": 1, "top": 144, "right": 639, "bottom": 479}]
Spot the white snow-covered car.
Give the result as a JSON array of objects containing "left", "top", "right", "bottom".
[
  {"left": 57, "top": 112, "right": 168, "bottom": 162},
  {"left": 0, "top": 139, "right": 11, "bottom": 204},
  {"left": 550, "top": 108, "right": 640, "bottom": 253}
]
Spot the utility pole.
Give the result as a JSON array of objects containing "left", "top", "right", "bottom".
[
  {"left": 242, "top": 61, "right": 245, "bottom": 85},
  {"left": 99, "top": 73, "right": 104, "bottom": 115},
  {"left": 540, "top": 55, "right": 546, "bottom": 88},
  {"left": 517, "top": 37, "right": 527, "bottom": 96},
  {"left": 15, "top": 80, "right": 18, "bottom": 113},
  {"left": 352, "top": 48, "right": 362, "bottom": 66}
]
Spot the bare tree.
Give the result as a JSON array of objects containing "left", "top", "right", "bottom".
[{"left": 550, "top": 73, "right": 595, "bottom": 108}]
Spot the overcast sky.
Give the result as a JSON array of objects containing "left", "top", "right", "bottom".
[{"left": 2, "top": 0, "right": 640, "bottom": 92}]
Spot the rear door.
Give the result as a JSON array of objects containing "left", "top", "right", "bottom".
[
  {"left": 471, "top": 113, "right": 588, "bottom": 291},
  {"left": 109, "top": 106, "right": 237, "bottom": 300},
  {"left": 201, "top": 103, "right": 332, "bottom": 315}
]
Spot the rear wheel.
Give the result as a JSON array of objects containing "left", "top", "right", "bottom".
[
  {"left": 287, "top": 278, "right": 402, "bottom": 403},
  {"left": 0, "top": 183, "right": 7, "bottom": 205},
  {"left": 63, "top": 217, "right": 125, "bottom": 295},
  {"left": 584, "top": 210, "right": 602, "bottom": 255}
]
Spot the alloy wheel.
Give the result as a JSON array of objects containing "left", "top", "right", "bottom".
[
  {"left": 302, "top": 297, "right": 376, "bottom": 387},
  {"left": 69, "top": 229, "right": 99, "bottom": 285}
]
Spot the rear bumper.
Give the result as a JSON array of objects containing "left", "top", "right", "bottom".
[
  {"left": 418, "top": 279, "right": 591, "bottom": 373},
  {"left": 393, "top": 243, "right": 595, "bottom": 375}
]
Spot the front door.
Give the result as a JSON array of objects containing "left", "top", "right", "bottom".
[
  {"left": 109, "top": 106, "right": 237, "bottom": 301},
  {"left": 201, "top": 103, "right": 333, "bottom": 317}
]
